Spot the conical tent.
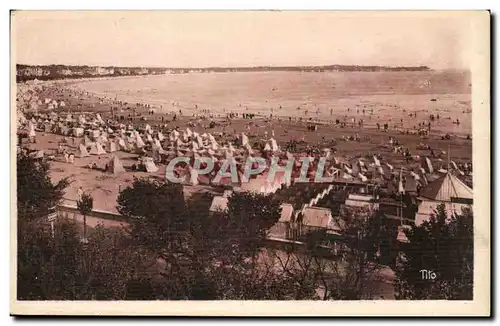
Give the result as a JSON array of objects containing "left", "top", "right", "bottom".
[
  {"left": 270, "top": 138, "right": 279, "bottom": 152},
  {"left": 84, "top": 136, "right": 93, "bottom": 147},
  {"left": 143, "top": 157, "right": 159, "bottom": 173},
  {"left": 184, "top": 165, "right": 199, "bottom": 186},
  {"left": 245, "top": 143, "right": 254, "bottom": 155},
  {"left": 117, "top": 138, "right": 128, "bottom": 150},
  {"left": 136, "top": 135, "right": 146, "bottom": 148},
  {"left": 89, "top": 142, "right": 106, "bottom": 155},
  {"left": 420, "top": 172, "right": 472, "bottom": 202},
  {"left": 154, "top": 139, "right": 162, "bottom": 149},
  {"left": 106, "top": 155, "right": 126, "bottom": 174},
  {"left": 28, "top": 123, "right": 36, "bottom": 137},
  {"left": 79, "top": 144, "right": 90, "bottom": 157},
  {"left": 107, "top": 140, "right": 117, "bottom": 153},
  {"left": 421, "top": 157, "right": 434, "bottom": 174},
  {"left": 241, "top": 133, "right": 249, "bottom": 146}
]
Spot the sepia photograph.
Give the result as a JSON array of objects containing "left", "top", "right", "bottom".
[{"left": 10, "top": 10, "right": 490, "bottom": 316}]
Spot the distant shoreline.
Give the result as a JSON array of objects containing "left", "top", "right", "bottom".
[{"left": 16, "top": 64, "right": 434, "bottom": 83}]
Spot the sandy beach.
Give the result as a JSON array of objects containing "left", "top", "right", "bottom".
[{"left": 20, "top": 71, "right": 473, "bottom": 213}]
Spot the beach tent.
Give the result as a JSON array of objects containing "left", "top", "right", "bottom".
[
  {"left": 143, "top": 157, "right": 159, "bottom": 173},
  {"left": 183, "top": 165, "right": 199, "bottom": 186},
  {"left": 270, "top": 138, "right": 279, "bottom": 152},
  {"left": 136, "top": 135, "right": 146, "bottom": 148},
  {"left": 153, "top": 139, "right": 163, "bottom": 149},
  {"left": 79, "top": 144, "right": 90, "bottom": 158},
  {"left": 106, "top": 155, "right": 126, "bottom": 174},
  {"left": 31, "top": 150, "right": 44, "bottom": 159},
  {"left": 192, "top": 141, "right": 199, "bottom": 151},
  {"left": 416, "top": 172, "right": 473, "bottom": 225},
  {"left": 351, "top": 162, "right": 361, "bottom": 176},
  {"left": 117, "top": 138, "right": 128, "bottom": 150},
  {"left": 450, "top": 161, "right": 458, "bottom": 170},
  {"left": 421, "top": 157, "right": 434, "bottom": 174},
  {"left": 157, "top": 132, "right": 165, "bottom": 141},
  {"left": 89, "top": 142, "right": 106, "bottom": 155},
  {"left": 107, "top": 140, "right": 117, "bottom": 153},
  {"left": 96, "top": 113, "right": 104, "bottom": 124},
  {"left": 410, "top": 171, "right": 421, "bottom": 181},
  {"left": 241, "top": 133, "right": 249, "bottom": 147},
  {"left": 84, "top": 136, "right": 93, "bottom": 147},
  {"left": 373, "top": 155, "right": 381, "bottom": 167},
  {"left": 146, "top": 134, "right": 154, "bottom": 143},
  {"left": 244, "top": 143, "right": 254, "bottom": 155},
  {"left": 73, "top": 128, "right": 84, "bottom": 137},
  {"left": 28, "top": 123, "right": 36, "bottom": 138},
  {"left": 91, "top": 130, "right": 100, "bottom": 140},
  {"left": 405, "top": 175, "right": 418, "bottom": 193}
]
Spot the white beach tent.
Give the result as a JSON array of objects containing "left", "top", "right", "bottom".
[
  {"left": 79, "top": 144, "right": 90, "bottom": 158},
  {"left": 421, "top": 157, "right": 434, "bottom": 174},
  {"left": 136, "top": 134, "right": 146, "bottom": 148},
  {"left": 183, "top": 165, "right": 199, "bottom": 186},
  {"left": 106, "top": 155, "right": 126, "bottom": 174},
  {"left": 89, "top": 142, "right": 106, "bottom": 155},
  {"left": 270, "top": 138, "right": 279, "bottom": 152},
  {"left": 143, "top": 157, "right": 159, "bottom": 173},
  {"left": 241, "top": 133, "right": 249, "bottom": 147},
  {"left": 107, "top": 140, "right": 118, "bottom": 153},
  {"left": 73, "top": 128, "right": 84, "bottom": 137},
  {"left": 117, "top": 137, "right": 128, "bottom": 150},
  {"left": 28, "top": 123, "right": 36, "bottom": 138}
]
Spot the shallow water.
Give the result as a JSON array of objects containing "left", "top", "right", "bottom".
[{"left": 70, "top": 71, "right": 472, "bottom": 134}]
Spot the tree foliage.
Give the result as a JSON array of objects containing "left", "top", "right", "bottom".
[
  {"left": 17, "top": 218, "right": 154, "bottom": 300},
  {"left": 77, "top": 192, "right": 94, "bottom": 216},
  {"left": 394, "top": 203, "right": 473, "bottom": 300},
  {"left": 16, "top": 151, "right": 69, "bottom": 222},
  {"left": 115, "top": 179, "right": 296, "bottom": 299}
]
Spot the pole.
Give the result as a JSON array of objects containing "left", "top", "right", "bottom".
[
  {"left": 400, "top": 194, "right": 403, "bottom": 226},
  {"left": 447, "top": 145, "right": 451, "bottom": 171},
  {"left": 83, "top": 214, "right": 87, "bottom": 242}
]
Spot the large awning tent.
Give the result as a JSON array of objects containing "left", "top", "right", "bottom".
[{"left": 415, "top": 172, "right": 473, "bottom": 226}]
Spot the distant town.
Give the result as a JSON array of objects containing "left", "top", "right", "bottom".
[{"left": 16, "top": 64, "right": 431, "bottom": 82}]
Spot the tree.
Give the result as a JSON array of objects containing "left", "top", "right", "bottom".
[
  {"left": 17, "top": 218, "right": 83, "bottom": 300},
  {"left": 394, "top": 203, "right": 473, "bottom": 300},
  {"left": 76, "top": 192, "right": 93, "bottom": 242},
  {"left": 116, "top": 178, "right": 310, "bottom": 300},
  {"left": 17, "top": 151, "right": 69, "bottom": 222}
]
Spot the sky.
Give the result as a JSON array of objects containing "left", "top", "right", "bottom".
[{"left": 12, "top": 11, "right": 476, "bottom": 69}]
